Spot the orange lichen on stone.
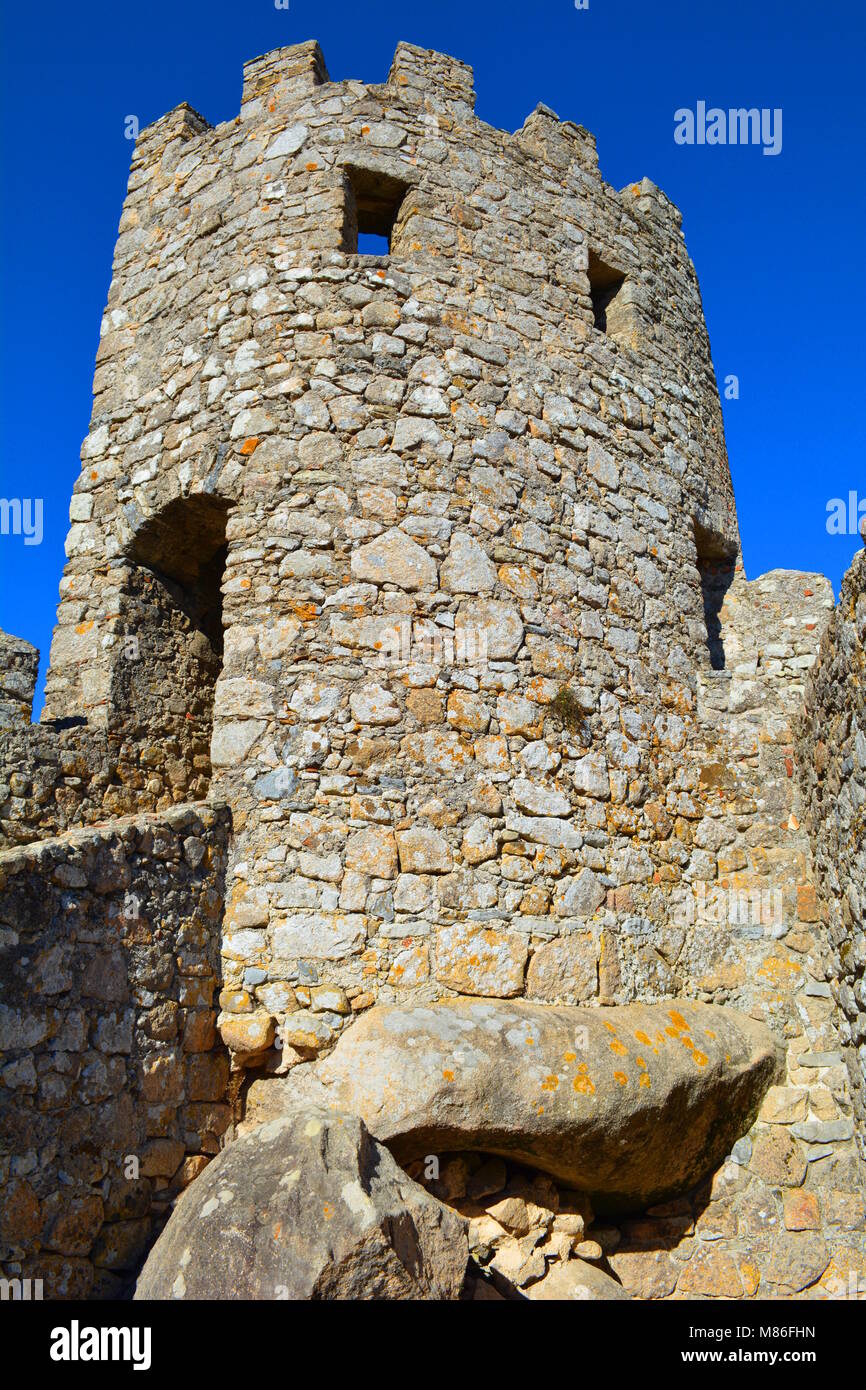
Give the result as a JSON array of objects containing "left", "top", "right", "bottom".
[
  {"left": 757, "top": 955, "right": 802, "bottom": 982},
  {"left": 240, "top": 436, "right": 260, "bottom": 455},
  {"left": 614, "top": 1071, "right": 628, "bottom": 1086}
]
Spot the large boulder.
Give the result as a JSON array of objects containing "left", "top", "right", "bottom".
[
  {"left": 134, "top": 1108, "right": 468, "bottom": 1300},
  {"left": 296, "top": 999, "right": 780, "bottom": 1213}
]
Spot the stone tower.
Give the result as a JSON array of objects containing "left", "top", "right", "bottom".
[{"left": 1, "top": 42, "right": 863, "bottom": 1300}]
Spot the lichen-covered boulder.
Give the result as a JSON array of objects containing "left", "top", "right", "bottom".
[
  {"left": 309, "top": 999, "right": 780, "bottom": 1213},
  {"left": 134, "top": 1108, "right": 468, "bottom": 1300}
]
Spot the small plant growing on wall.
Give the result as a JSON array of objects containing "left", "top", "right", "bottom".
[{"left": 551, "top": 685, "right": 584, "bottom": 732}]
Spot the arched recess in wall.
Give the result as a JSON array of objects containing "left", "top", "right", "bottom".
[{"left": 112, "top": 494, "right": 231, "bottom": 805}]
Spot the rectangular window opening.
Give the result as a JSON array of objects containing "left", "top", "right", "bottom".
[
  {"left": 588, "top": 251, "right": 627, "bottom": 334},
  {"left": 343, "top": 165, "right": 411, "bottom": 255},
  {"left": 357, "top": 232, "right": 391, "bottom": 256}
]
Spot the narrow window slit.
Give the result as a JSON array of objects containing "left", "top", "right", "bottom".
[{"left": 587, "top": 251, "right": 627, "bottom": 335}]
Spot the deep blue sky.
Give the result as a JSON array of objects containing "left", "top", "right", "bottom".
[{"left": 1, "top": 0, "right": 863, "bottom": 712}]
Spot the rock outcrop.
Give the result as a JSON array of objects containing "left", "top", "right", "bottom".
[
  {"left": 260, "top": 998, "right": 780, "bottom": 1212},
  {"left": 134, "top": 1108, "right": 468, "bottom": 1301}
]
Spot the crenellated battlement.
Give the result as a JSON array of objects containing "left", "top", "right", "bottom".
[
  {"left": 241, "top": 39, "right": 330, "bottom": 110},
  {"left": 0, "top": 631, "right": 38, "bottom": 729},
  {"left": 388, "top": 39, "right": 476, "bottom": 109},
  {"left": 133, "top": 41, "right": 673, "bottom": 258}
]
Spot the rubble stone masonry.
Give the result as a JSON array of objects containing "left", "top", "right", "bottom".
[
  {"left": 800, "top": 549, "right": 866, "bottom": 1137},
  {"left": 0, "top": 804, "right": 230, "bottom": 1298}
]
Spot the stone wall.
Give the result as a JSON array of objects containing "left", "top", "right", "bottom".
[
  {"left": 0, "top": 632, "right": 39, "bottom": 731},
  {"left": 0, "top": 604, "right": 218, "bottom": 849},
  {"left": 0, "top": 803, "right": 231, "bottom": 1298},
  {"left": 800, "top": 548, "right": 866, "bottom": 1139},
  {"left": 602, "top": 565, "right": 865, "bottom": 1299}
]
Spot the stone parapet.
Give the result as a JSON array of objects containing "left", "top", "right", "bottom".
[{"left": 0, "top": 803, "right": 231, "bottom": 1299}]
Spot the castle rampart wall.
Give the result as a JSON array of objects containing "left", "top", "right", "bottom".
[
  {"left": 0, "top": 804, "right": 231, "bottom": 1298},
  {"left": 800, "top": 549, "right": 866, "bottom": 1139}
]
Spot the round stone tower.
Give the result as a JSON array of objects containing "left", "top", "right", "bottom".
[{"left": 37, "top": 40, "right": 747, "bottom": 1063}]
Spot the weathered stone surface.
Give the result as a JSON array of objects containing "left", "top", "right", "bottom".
[
  {"left": 300, "top": 999, "right": 780, "bottom": 1210},
  {"left": 749, "top": 1128, "right": 808, "bottom": 1187},
  {"left": 434, "top": 924, "right": 528, "bottom": 996},
  {"left": 553, "top": 869, "right": 606, "bottom": 918},
  {"left": 0, "top": 805, "right": 230, "bottom": 1294},
  {"left": 134, "top": 1109, "right": 467, "bottom": 1300},
  {"left": 219, "top": 1011, "right": 275, "bottom": 1057},
  {"left": 608, "top": 1248, "right": 680, "bottom": 1299},
  {"left": 396, "top": 827, "right": 453, "bottom": 874},
  {"left": 525, "top": 1258, "right": 631, "bottom": 1300},
  {"left": 350, "top": 683, "right": 401, "bottom": 725},
  {"left": 456, "top": 599, "right": 524, "bottom": 660},
  {"left": 272, "top": 914, "right": 367, "bottom": 960},
  {"left": 441, "top": 532, "right": 496, "bottom": 594},
  {"left": 351, "top": 528, "right": 437, "bottom": 591},
  {"left": 526, "top": 933, "right": 598, "bottom": 1004},
  {"left": 572, "top": 753, "right": 610, "bottom": 800},
  {"left": 513, "top": 777, "right": 571, "bottom": 818},
  {"left": 761, "top": 1232, "right": 831, "bottom": 1294},
  {"left": 676, "top": 1246, "right": 745, "bottom": 1299},
  {"left": 800, "top": 548, "right": 866, "bottom": 1131},
  {"left": 344, "top": 825, "right": 398, "bottom": 878}
]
